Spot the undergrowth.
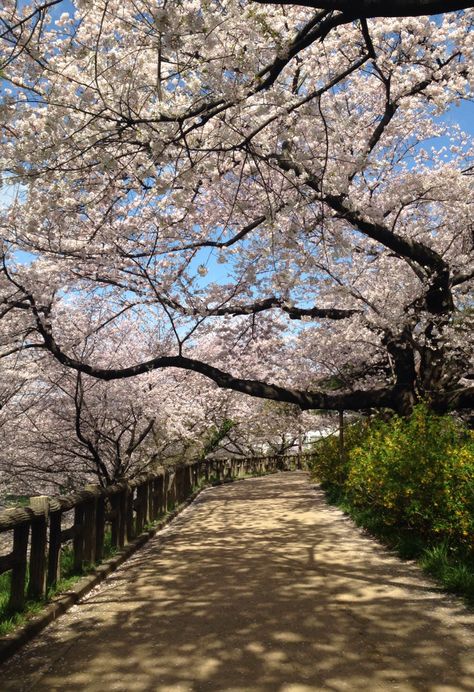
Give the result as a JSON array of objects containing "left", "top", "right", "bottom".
[{"left": 309, "top": 405, "right": 474, "bottom": 605}]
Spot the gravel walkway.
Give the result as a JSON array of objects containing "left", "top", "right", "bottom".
[{"left": 1, "top": 472, "right": 474, "bottom": 691}]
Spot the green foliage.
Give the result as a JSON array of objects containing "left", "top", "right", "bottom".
[
  {"left": 3, "top": 495, "right": 30, "bottom": 507},
  {"left": 200, "top": 418, "right": 235, "bottom": 459},
  {"left": 309, "top": 405, "right": 474, "bottom": 549},
  {"left": 421, "top": 543, "right": 474, "bottom": 601},
  {"left": 308, "top": 405, "right": 474, "bottom": 602},
  {"left": 0, "top": 572, "right": 45, "bottom": 636},
  {"left": 308, "top": 420, "right": 368, "bottom": 488},
  {"left": 0, "top": 572, "right": 12, "bottom": 620},
  {"left": 346, "top": 406, "right": 474, "bottom": 549}
]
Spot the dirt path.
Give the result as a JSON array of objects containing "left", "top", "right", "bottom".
[{"left": 1, "top": 472, "right": 474, "bottom": 691}]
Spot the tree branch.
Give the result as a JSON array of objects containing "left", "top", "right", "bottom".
[
  {"left": 254, "top": 1, "right": 472, "bottom": 18},
  {"left": 204, "top": 297, "right": 359, "bottom": 320}
]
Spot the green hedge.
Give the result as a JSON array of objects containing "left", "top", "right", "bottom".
[{"left": 308, "top": 406, "right": 474, "bottom": 553}]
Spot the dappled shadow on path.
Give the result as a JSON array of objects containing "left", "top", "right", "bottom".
[{"left": 2, "top": 473, "right": 474, "bottom": 691}]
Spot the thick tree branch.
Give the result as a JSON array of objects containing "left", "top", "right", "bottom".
[
  {"left": 9, "top": 278, "right": 472, "bottom": 414},
  {"left": 255, "top": 11, "right": 359, "bottom": 92},
  {"left": 254, "top": 1, "right": 472, "bottom": 18},
  {"left": 433, "top": 386, "right": 474, "bottom": 412},
  {"left": 26, "top": 295, "right": 393, "bottom": 410},
  {"left": 205, "top": 297, "right": 359, "bottom": 320},
  {"left": 273, "top": 152, "right": 448, "bottom": 274}
]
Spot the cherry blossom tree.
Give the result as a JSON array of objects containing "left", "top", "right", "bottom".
[
  {"left": 0, "top": 318, "right": 158, "bottom": 491},
  {"left": 0, "top": 319, "right": 318, "bottom": 493},
  {"left": 209, "top": 399, "right": 314, "bottom": 458},
  {"left": 0, "top": 1, "right": 472, "bottom": 418},
  {"left": 0, "top": 318, "right": 197, "bottom": 492}
]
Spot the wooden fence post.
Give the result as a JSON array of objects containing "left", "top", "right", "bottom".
[
  {"left": 193, "top": 462, "right": 199, "bottom": 488},
  {"left": 186, "top": 465, "right": 192, "bottom": 496},
  {"left": 162, "top": 473, "right": 168, "bottom": 512},
  {"left": 173, "top": 470, "right": 178, "bottom": 503},
  {"left": 151, "top": 478, "right": 159, "bottom": 521},
  {"left": 9, "top": 523, "right": 29, "bottom": 611},
  {"left": 135, "top": 483, "right": 146, "bottom": 534},
  {"left": 157, "top": 475, "right": 164, "bottom": 515},
  {"left": 110, "top": 494, "right": 118, "bottom": 548},
  {"left": 118, "top": 489, "right": 127, "bottom": 547},
  {"left": 183, "top": 466, "right": 187, "bottom": 499},
  {"left": 95, "top": 493, "right": 106, "bottom": 561},
  {"left": 142, "top": 480, "right": 149, "bottom": 524},
  {"left": 28, "top": 496, "right": 49, "bottom": 600},
  {"left": 174, "top": 468, "right": 181, "bottom": 503},
  {"left": 47, "top": 509, "right": 62, "bottom": 588},
  {"left": 126, "top": 487, "right": 135, "bottom": 542},
  {"left": 194, "top": 462, "right": 199, "bottom": 489},
  {"left": 83, "top": 499, "right": 96, "bottom": 564},
  {"left": 85, "top": 484, "right": 105, "bottom": 561},
  {"left": 83, "top": 487, "right": 98, "bottom": 564},
  {"left": 168, "top": 472, "right": 176, "bottom": 510},
  {"left": 147, "top": 479, "right": 154, "bottom": 522},
  {"left": 73, "top": 504, "right": 85, "bottom": 572}
]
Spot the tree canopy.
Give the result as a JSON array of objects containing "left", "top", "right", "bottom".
[{"left": 0, "top": 0, "right": 473, "bottom": 418}]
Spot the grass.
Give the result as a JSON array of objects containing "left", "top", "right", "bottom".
[
  {"left": 0, "top": 572, "right": 45, "bottom": 637},
  {"left": 322, "top": 483, "right": 474, "bottom": 606},
  {"left": 420, "top": 544, "right": 474, "bottom": 599},
  {"left": 0, "top": 529, "right": 120, "bottom": 637}
]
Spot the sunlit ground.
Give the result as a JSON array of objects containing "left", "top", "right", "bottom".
[{"left": 2, "top": 473, "right": 474, "bottom": 692}]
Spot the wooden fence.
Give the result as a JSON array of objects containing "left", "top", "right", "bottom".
[{"left": 0, "top": 454, "right": 302, "bottom": 613}]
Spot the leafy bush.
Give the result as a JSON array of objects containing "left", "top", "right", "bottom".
[
  {"left": 308, "top": 420, "right": 368, "bottom": 488},
  {"left": 346, "top": 406, "right": 474, "bottom": 550},
  {"left": 308, "top": 405, "right": 474, "bottom": 552}
]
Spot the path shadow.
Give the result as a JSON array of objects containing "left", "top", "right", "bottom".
[{"left": 2, "top": 473, "right": 474, "bottom": 691}]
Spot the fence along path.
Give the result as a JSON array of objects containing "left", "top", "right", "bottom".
[
  {"left": 2, "top": 472, "right": 474, "bottom": 691},
  {"left": 0, "top": 455, "right": 294, "bottom": 613}
]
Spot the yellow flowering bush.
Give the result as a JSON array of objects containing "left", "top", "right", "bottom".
[
  {"left": 309, "top": 406, "right": 474, "bottom": 552},
  {"left": 308, "top": 420, "right": 369, "bottom": 487}
]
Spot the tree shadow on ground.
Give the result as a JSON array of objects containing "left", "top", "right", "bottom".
[{"left": 2, "top": 473, "right": 474, "bottom": 691}]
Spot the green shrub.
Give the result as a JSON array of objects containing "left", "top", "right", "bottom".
[
  {"left": 346, "top": 406, "right": 474, "bottom": 550},
  {"left": 309, "top": 405, "right": 474, "bottom": 553},
  {"left": 307, "top": 420, "right": 368, "bottom": 488},
  {"left": 308, "top": 406, "right": 474, "bottom": 602}
]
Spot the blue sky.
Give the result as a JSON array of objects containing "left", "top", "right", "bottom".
[{"left": 443, "top": 100, "right": 473, "bottom": 134}]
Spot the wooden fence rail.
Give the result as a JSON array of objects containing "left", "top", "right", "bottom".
[{"left": 0, "top": 454, "right": 303, "bottom": 613}]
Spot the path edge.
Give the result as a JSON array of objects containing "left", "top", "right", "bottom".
[
  {"left": 0, "top": 472, "right": 281, "bottom": 665},
  {"left": 0, "top": 484, "right": 207, "bottom": 665}
]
